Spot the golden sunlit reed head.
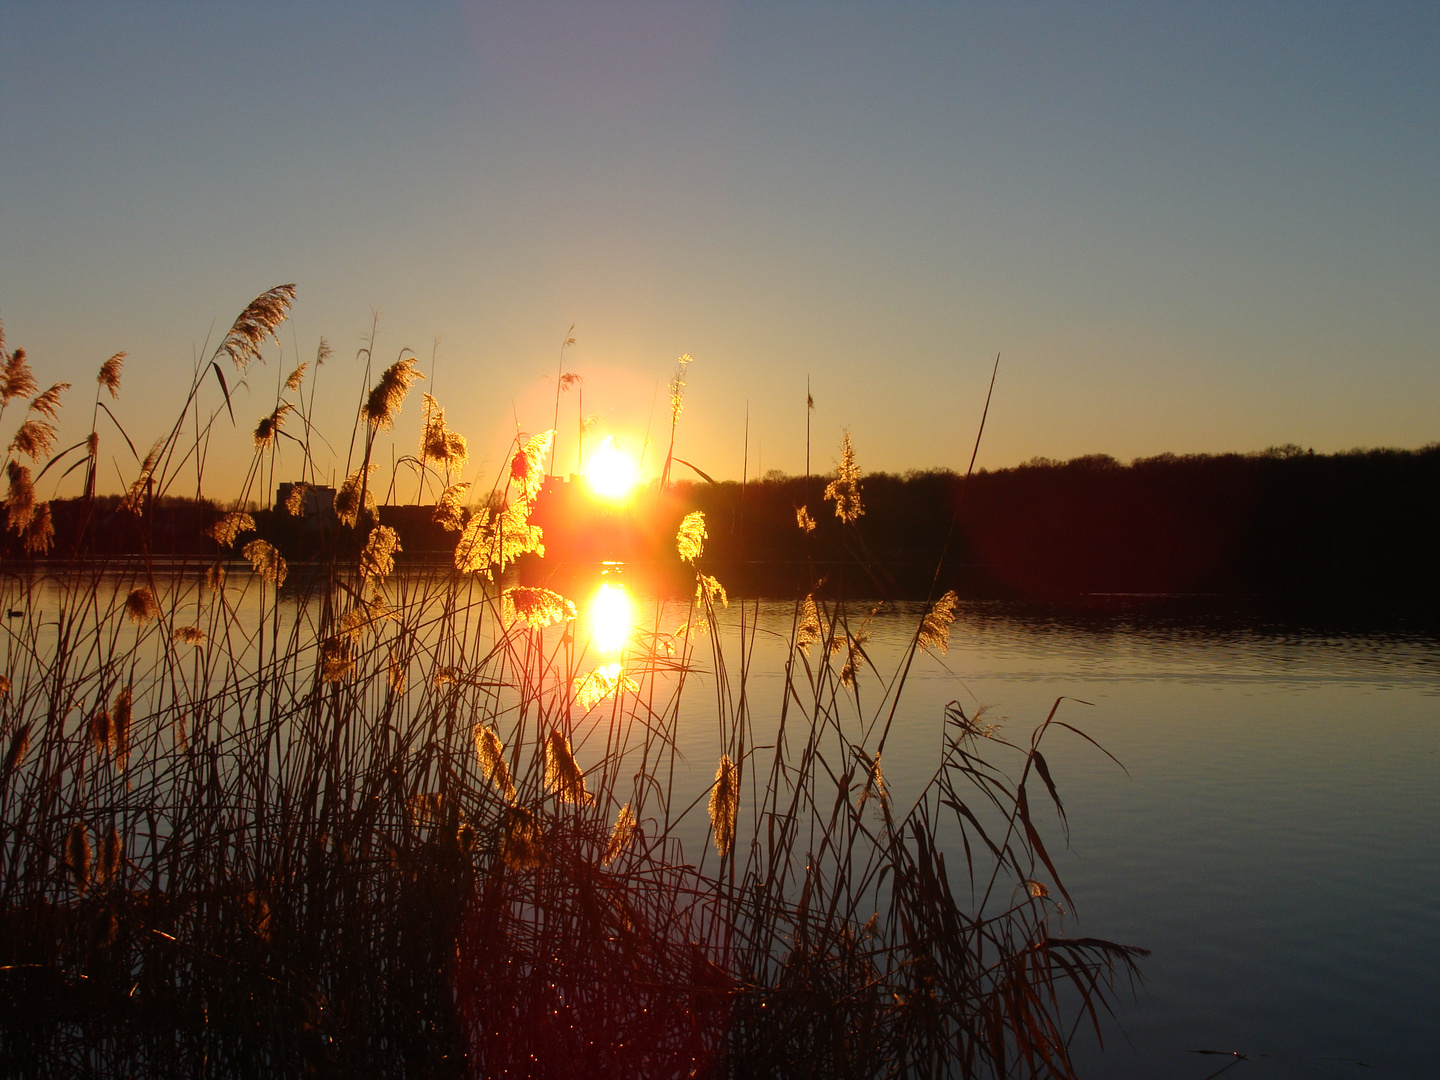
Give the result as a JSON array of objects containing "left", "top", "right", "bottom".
[
  {"left": 587, "top": 582, "right": 634, "bottom": 655},
  {"left": 585, "top": 435, "right": 640, "bottom": 500}
]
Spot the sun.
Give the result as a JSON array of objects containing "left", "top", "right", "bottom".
[{"left": 585, "top": 436, "right": 640, "bottom": 500}]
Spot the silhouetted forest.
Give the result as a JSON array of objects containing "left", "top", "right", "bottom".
[
  {"left": 679, "top": 445, "right": 1440, "bottom": 615},
  {"left": 537, "top": 445, "right": 1440, "bottom": 619},
  {"left": 12, "top": 445, "right": 1440, "bottom": 621}
]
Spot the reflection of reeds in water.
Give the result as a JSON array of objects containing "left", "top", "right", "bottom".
[{"left": 0, "top": 289, "right": 1142, "bottom": 1077}]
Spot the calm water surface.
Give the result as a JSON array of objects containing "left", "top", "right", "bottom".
[
  {"left": 823, "top": 605, "right": 1440, "bottom": 1079},
  {"left": 657, "top": 598, "right": 1439, "bottom": 1078},
  {"left": 25, "top": 570, "right": 1440, "bottom": 1076}
]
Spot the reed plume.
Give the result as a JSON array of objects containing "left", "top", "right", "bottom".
[
  {"left": 100, "top": 824, "right": 122, "bottom": 884},
  {"left": 502, "top": 806, "right": 544, "bottom": 870},
  {"left": 1, "top": 347, "right": 36, "bottom": 404},
  {"left": 676, "top": 510, "right": 707, "bottom": 563},
  {"left": 856, "top": 752, "right": 888, "bottom": 812},
  {"left": 28, "top": 382, "right": 68, "bottom": 420},
  {"left": 544, "top": 731, "right": 593, "bottom": 805},
  {"left": 433, "top": 482, "right": 469, "bottom": 532},
  {"left": 358, "top": 525, "right": 401, "bottom": 583},
  {"left": 573, "top": 664, "right": 638, "bottom": 710},
  {"left": 474, "top": 725, "right": 517, "bottom": 803},
  {"left": 669, "top": 354, "right": 692, "bottom": 424},
  {"left": 334, "top": 465, "right": 377, "bottom": 528},
  {"left": 284, "top": 361, "right": 308, "bottom": 392},
  {"left": 796, "top": 505, "right": 816, "bottom": 533},
  {"left": 508, "top": 430, "right": 553, "bottom": 502},
  {"left": 320, "top": 637, "right": 354, "bottom": 682},
  {"left": 454, "top": 500, "right": 545, "bottom": 578},
  {"left": 209, "top": 511, "right": 256, "bottom": 547},
  {"left": 83, "top": 431, "right": 99, "bottom": 500},
  {"left": 696, "top": 574, "right": 728, "bottom": 609},
  {"left": 673, "top": 619, "right": 706, "bottom": 643},
  {"left": 218, "top": 284, "right": 297, "bottom": 370},
  {"left": 8, "top": 418, "right": 57, "bottom": 462},
  {"left": 407, "top": 793, "right": 445, "bottom": 829},
  {"left": 120, "top": 441, "right": 163, "bottom": 515},
  {"left": 823, "top": 430, "right": 864, "bottom": 523},
  {"left": 501, "top": 587, "right": 575, "bottom": 631},
  {"left": 284, "top": 483, "right": 309, "bottom": 516},
  {"left": 242, "top": 539, "right": 287, "bottom": 586},
  {"left": 112, "top": 686, "right": 133, "bottom": 768},
  {"left": 22, "top": 502, "right": 53, "bottom": 555},
  {"left": 175, "top": 626, "right": 206, "bottom": 646},
  {"left": 361, "top": 355, "right": 423, "bottom": 431},
  {"left": 386, "top": 647, "right": 407, "bottom": 694},
  {"left": 709, "top": 754, "right": 738, "bottom": 857},
  {"left": 3, "top": 462, "right": 34, "bottom": 533},
  {"left": 88, "top": 708, "right": 113, "bottom": 756},
  {"left": 917, "top": 590, "right": 960, "bottom": 653},
  {"left": 66, "top": 823, "right": 91, "bottom": 895},
  {"left": 253, "top": 402, "right": 294, "bottom": 449},
  {"left": 604, "top": 803, "right": 637, "bottom": 866},
  {"left": 243, "top": 891, "right": 273, "bottom": 942},
  {"left": 2, "top": 723, "right": 29, "bottom": 780},
  {"left": 124, "top": 587, "right": 159, "bottom": 625},
  {"left": 420, "top": 394, "right": 468, "bottom": 469},
  {"left": 338, "top": 596, "right": 395, "bottom": 640},
  {"left": 832, "top": 627, "right": 870, "bottom": 690},
  {"left": 97, "top": 352, "right": 125, "bottom": 397},
  {"left": 659, "top": 353, "right": 693, "bottom": 491}
]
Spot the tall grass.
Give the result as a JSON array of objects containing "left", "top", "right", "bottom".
[{"left": 0, "top": 291, "right": 1142, "bottom": 1078}]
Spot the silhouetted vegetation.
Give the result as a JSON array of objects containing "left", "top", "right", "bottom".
[
  {"left": 647, "top": 446, "right": 1440, "bottom": 619},
  {"left": 0, "top": 293, "right": 1140, "bottom": 1077},
  {"left": 21, "top": 445, "right": 1439, "bottom": 627}
]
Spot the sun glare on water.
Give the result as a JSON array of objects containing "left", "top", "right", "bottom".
[
  {"left": 585, "top": 436, "right": 640, "bottom": 500},
  {"left": 588, "top": 583, "right": 634, "bottom": 654}
]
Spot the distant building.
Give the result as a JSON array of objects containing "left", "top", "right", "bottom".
[
  {"left": 541, "top": 474, "right": 576, "bottom": 498},
  {"left": 275, "top": 483, "right": 338, "bottom": 532}
]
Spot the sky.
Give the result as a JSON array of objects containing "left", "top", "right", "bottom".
[{"left": 1, "top": 1, "right": 1438, "bottom": 500}]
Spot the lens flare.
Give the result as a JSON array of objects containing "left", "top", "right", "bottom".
[
  {"left": 588, "top": 583, "right": 634, "bottom": 654},
  {"left": 585, "top": 436, "right": 640, "bottom": 500}
]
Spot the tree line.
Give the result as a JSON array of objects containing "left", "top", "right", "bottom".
[{"left": 12, "top": 445, "right": 1439, "bottom": 621}]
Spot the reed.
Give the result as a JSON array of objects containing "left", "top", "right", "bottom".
[{"left": 0, "top": 290, "right": 1141, "bottom": 1078}]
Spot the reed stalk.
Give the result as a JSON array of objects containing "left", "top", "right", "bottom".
[{"left": 0, "top": 293, "right": 1141, "bottom": 1078}]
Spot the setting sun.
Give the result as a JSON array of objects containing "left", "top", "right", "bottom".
[{"left": 585, "top": 436, "right": 640, "bottom": 500}]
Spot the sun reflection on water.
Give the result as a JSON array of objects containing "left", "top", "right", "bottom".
[{"left": 587, "top": 582, "right": 634, "bottom": 655}]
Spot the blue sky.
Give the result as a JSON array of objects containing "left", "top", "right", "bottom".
[{"left": 2, "top": 2, "right": 1437, "bottom": 497}]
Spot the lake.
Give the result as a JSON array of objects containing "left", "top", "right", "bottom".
[
  {"left": 643, "top": 594, "right": 1439, "bottom": 1079},
  {"left": 827, "top": 603, "right": 1440, "bottom": 1080},
  {"left": 11, "top": 566, "right": 1440, "bottom": 1076}
]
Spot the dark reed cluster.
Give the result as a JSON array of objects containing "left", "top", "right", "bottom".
[{"left": 0, "top": 291, "right": 1141, "bottom": 1078}]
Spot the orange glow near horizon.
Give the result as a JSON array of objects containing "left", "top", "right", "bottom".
[
  {"left": 585, "top": 436, "right": 640, "bottom": 500},
  {"left": 587, "top": 582, "right": 634, "bottom": 655}
]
